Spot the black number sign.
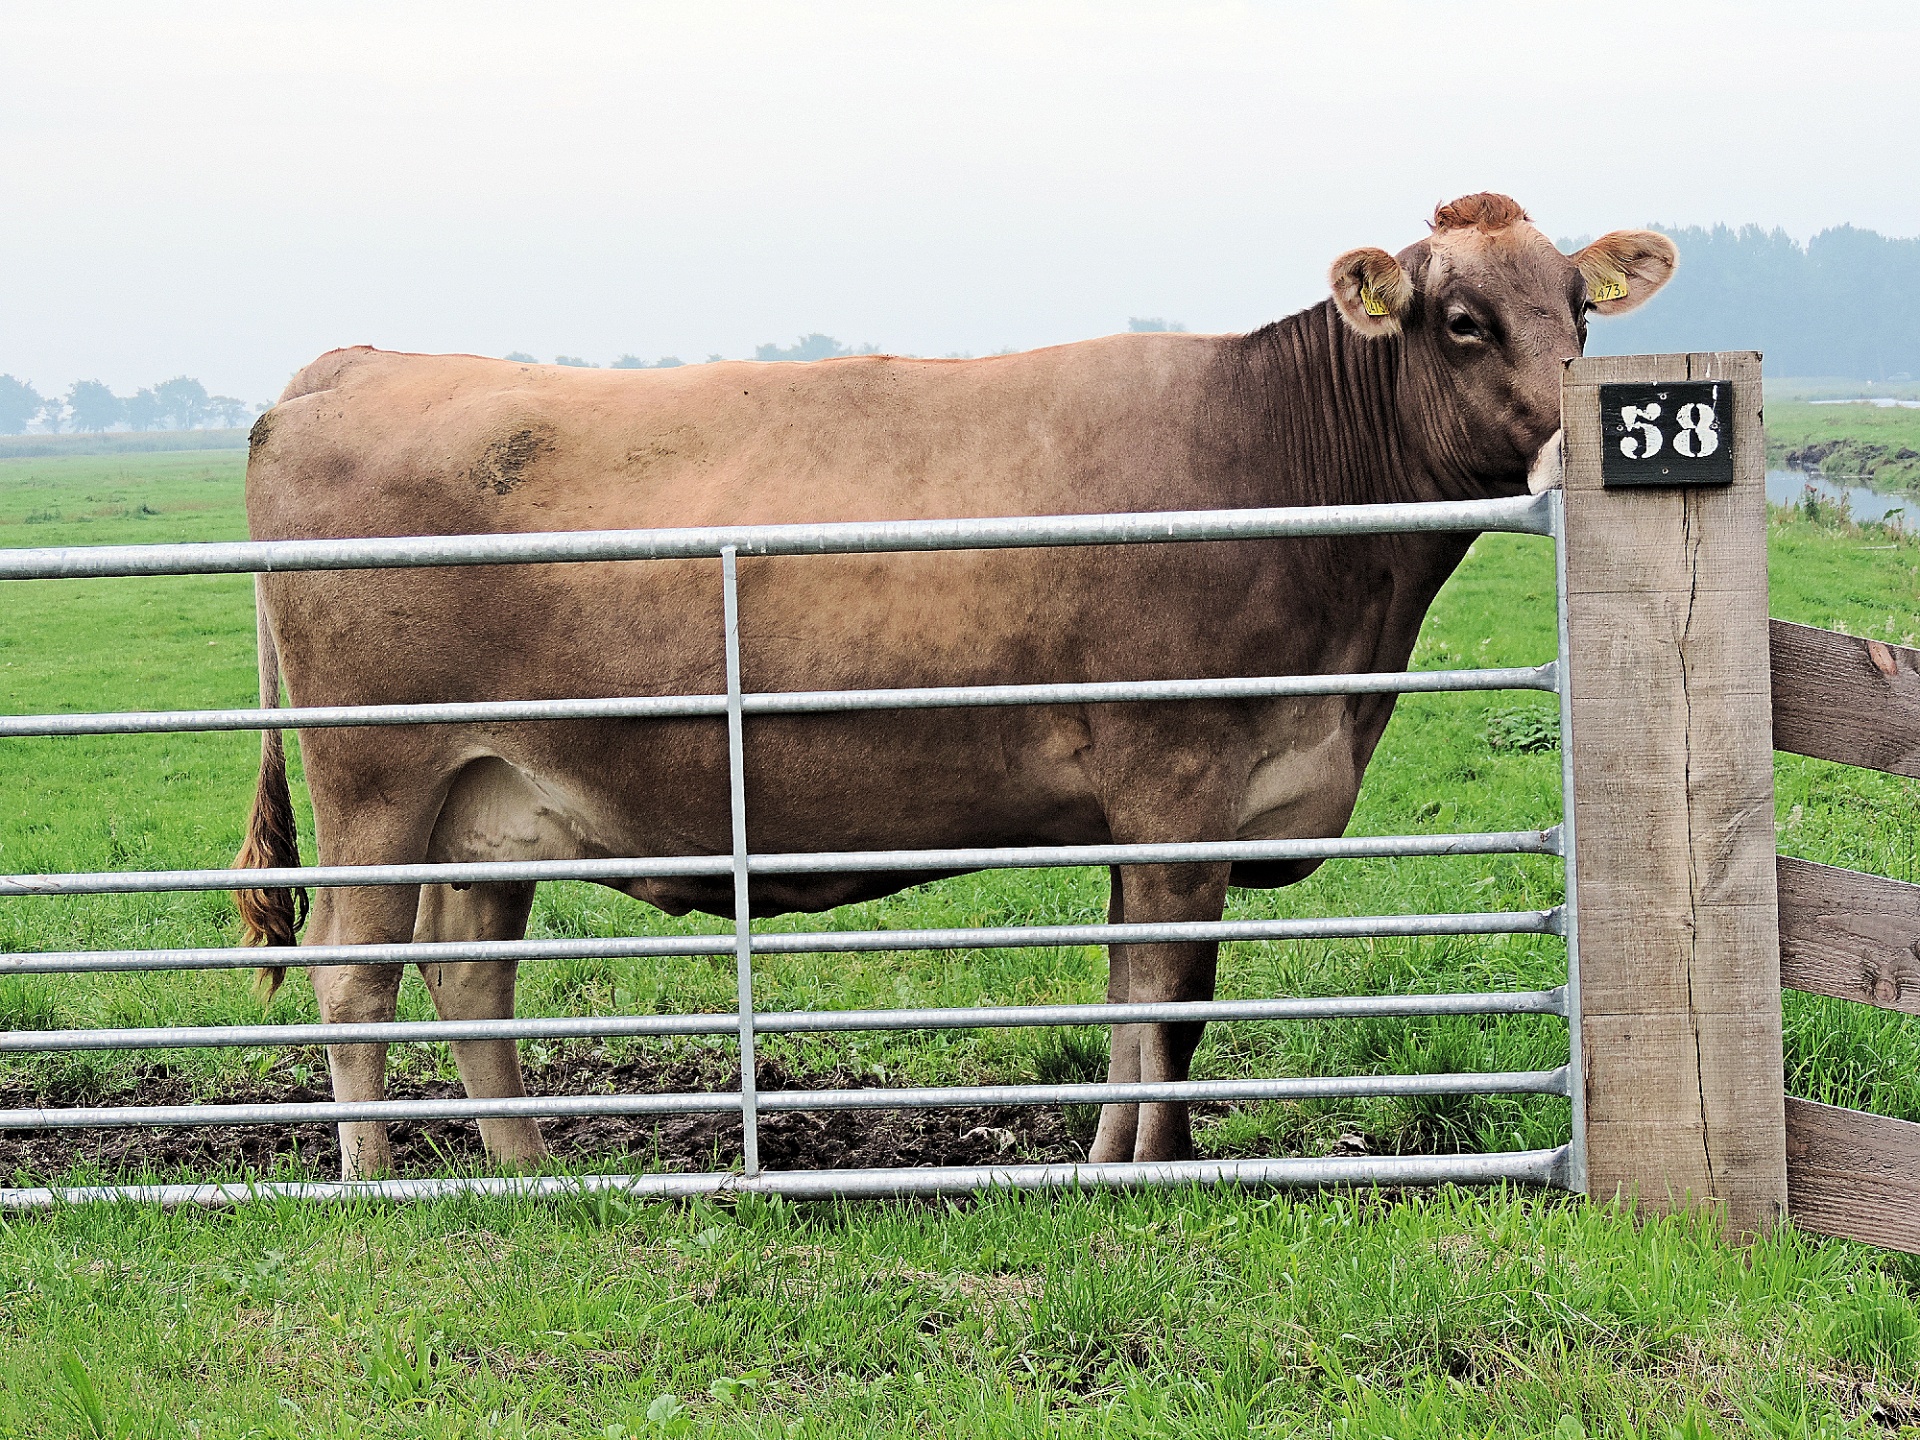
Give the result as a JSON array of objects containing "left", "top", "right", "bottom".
[{"left": 1599, "top": 381, "right": 1735, "bottom": 488}]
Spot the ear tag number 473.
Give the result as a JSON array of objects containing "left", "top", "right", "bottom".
[{"left": 1599, "top": 381, "right": 1735, "bottom": 488}]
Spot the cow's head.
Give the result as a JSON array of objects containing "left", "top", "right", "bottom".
[{"left": 1328, "top": 193, "right": 1676, "bottom": 489}]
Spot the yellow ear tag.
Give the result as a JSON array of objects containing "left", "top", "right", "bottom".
[
  {"left": 1360, "top": 283, "right": 1389, "bottom": 318},
  {"left": 1589, "top": 269, "right": 1629, "bottom": 304}
]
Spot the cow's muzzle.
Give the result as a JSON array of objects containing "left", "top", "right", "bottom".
[{"left": 1526, "top": 429, "right": 1564, "bottom": 494}]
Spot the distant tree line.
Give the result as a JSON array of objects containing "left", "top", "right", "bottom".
[
  {"left": 512, "top": 224, "right": 1920, "bottom": 384},
  {"left": 0, "top": 375, "right": 262, "bottom": 436},
  {"left": 751, "top": 334, "right": 880, "bottom": 362},
  {"left": 517, "top": 326, "right": 1177, "bottom": 370},
  {"left": 1584, "top": 223, "right": 1920, "bottom": 380},
  {"left": 19, "top": 227, "right": 1912, "bottom": 439},
  {"left": 506, "top": 335, "right": 886, "bottom": 370}
]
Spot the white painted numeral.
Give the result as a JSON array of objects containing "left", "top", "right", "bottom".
[
  {"left": 1673, "top": 401, "right": 1720, "bottom": 458},
  {"left": 1619, "top": 402, "right": 1663, "bottom": 459}
]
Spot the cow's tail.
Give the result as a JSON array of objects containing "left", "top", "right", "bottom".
[{"left": 232, "top": 577, "right": 307, "bottom": 1000}]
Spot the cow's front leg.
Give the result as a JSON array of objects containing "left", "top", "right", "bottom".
[
  {"left": 1088, "top": 861, "right": 1230, "bottom": 1164},
  {"left": 414, "top": 881, "right": 547, "bottom": 1169},
  {"left": 305, "top": 881, "right": 420, "bottom": 1180}
]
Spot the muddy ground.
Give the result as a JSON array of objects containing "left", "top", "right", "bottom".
[{"left": 0, "top": 1049, "right": 1115, "bottom": 1184}]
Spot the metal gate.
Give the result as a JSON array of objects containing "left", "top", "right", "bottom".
[{"left": 0, "top": 489, "right": 1583, "bottom": 1206}]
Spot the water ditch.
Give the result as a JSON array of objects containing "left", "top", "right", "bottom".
[{"left": 1767, "top": 468, "right": 1912, "bottom": 523}]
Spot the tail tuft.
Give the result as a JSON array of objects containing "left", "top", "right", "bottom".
[{"left": 232, "top": 588, "right": 305, "bottom": 1001}]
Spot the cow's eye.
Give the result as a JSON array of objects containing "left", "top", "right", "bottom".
[{"left": 1447, "top": 311, "right": 1485, "bottom": 341}]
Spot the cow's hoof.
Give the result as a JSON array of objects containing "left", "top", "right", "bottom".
[
  {"left": 1087, "top": 1103, "right": 1139, "bottom": 1164},
  {"left": 479, "top": 1119, "right": 550, "bottom": 1170}
]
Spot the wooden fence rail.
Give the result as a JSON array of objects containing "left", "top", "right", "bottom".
[
  {"left": 1777, "top": 855, "right": 1920, "bottom": 1016},
  {"left": 1770, "top": 617, "right": 1920, "bottom": 1253},
  {"left": 1772, "top": 620, "right": 1920, "bottom": 778}
]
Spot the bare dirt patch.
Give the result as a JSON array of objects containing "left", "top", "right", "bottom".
[{"left": 0, "top": 1049, "right": 1089, "bottom": 1184}]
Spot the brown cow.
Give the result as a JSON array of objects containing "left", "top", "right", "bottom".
[{"left": 235, "top": 193, "right": 1675, "bottom": 1179}]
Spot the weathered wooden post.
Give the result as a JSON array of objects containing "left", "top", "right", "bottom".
[{"left": 1561, "top": 351, "right": 1787, "bottom": 1237}]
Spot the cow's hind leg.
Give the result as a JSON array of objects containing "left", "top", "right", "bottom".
[
  {"left": 1089, "top": 868, "right": 1141, "bottom": 1163},
  {"left": 413, "top": 880, "right": 548, "bottom": 1168},
  {"left": 1087, "top": 861, "right": 1230, "bottom": 1165},
  {"left": 306, "top": 881, "right": 421, "bottom": 1180}
]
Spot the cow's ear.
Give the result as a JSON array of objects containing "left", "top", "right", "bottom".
[
  {"left": 1329, "top": 247, "right": 1413, "bottom": 338},
  {"left": 1575, "top": 230, "right": 1678, "bottom": 315}
]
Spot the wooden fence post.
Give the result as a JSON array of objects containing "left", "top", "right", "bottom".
[{"left": 1561, "top": 351, "right": 1787, "bottom": 1238}]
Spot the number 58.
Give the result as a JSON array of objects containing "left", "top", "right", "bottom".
[{"left": 1618, "top": 401, "right": 1721, "bottom": 460}]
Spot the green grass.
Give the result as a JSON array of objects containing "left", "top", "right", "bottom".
[
  {"left": 1767, "top": 379, "right": 1920, "bottom": 404},
  {"left": 0, "top": 428, "right": 251, "bottom": 462},
  {"left": 2, "top": 1186, "right": 1918, "bottom": 1438},
  {"left": 3, "top": 450, "right": 1920, "bottom": 1435}
]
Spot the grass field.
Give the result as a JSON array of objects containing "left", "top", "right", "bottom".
[{"left": 1, "top": 449, "right": 1919, "bottom": 1435}]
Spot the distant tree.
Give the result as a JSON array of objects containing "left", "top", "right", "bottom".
[
  {"left": 123, "top": 387, "right": 162, "bottom": 432},
  {"left": 1585, "top": 222, "right": 1920, "bottom": 380},
  {"left": 207, "top": 395, "right": 253, "bottom": 428},
  {"left": 153, "top": 376, "right": 209, "bottom": 429},
  {"left": 554, "top": 355, "right": 596, "bottom": 367},
  {"left": 705, "top": 353, "right": 726, "bottom": 363},
  {"left": 35, "top": 394, "right": 66, "bottom": 433},
  {"left": 753, "top": 334, "right": 879, "bottom": 362},
  {"left": 0, "top": 376, "right": 39, "bottom": 434},
  {"left": 1128, "top": 318, "right": 1186, "bottom": 333},
  {"left": 611, "top": 354, "right": 685, "bottom": 369},
  {"left": 66, "top": 380, "right": 124, "bottom": 433},
  {"left": 504, "top": 351, "right": 538, "bottom": 363}
]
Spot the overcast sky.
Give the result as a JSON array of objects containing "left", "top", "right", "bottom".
[{"left": 5, "top": 0, "right": 1919, "bottom": 402}]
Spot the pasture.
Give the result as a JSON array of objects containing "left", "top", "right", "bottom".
[{"left": 1, "top": 448, "right": 1918, "bottom": 1435}]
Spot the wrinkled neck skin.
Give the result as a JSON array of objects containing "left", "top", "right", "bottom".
[
  {"left": 1201, "top": 301, "right": 1539, "bottom": 680},
  {"left": 1395, "top": 325, "right": 1544, "bottom": 501},
  {"left": 1218, "top": 299, "right": 1543, "bottom": 508}
]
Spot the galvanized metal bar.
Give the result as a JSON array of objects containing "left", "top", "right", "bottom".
[
  {"left": 0, "top": 1145, "right": 1574, "bottom": 1209},
  {"left": 0, "top": 663, "right": 1557, "bottom": 739},
  {"left": 0, "top": 694, "right": 723, "bottom": 738},
  {"left": 766, "top": 1068, "right": 1572, "bottom": 1108},
  {"left": 1550, "top": 488, "right": 1588, "bottom": 1195},
  {"left": 0, "top": 493, "right": 1556, "bottom": 582},
  {"left": 0, "top": 827, "right": 1563, "bottom": 898},
  {"left": 0, "top": 986, "right": 1570, "bottom": 1054},
  {"left": 0, "top": 907, "right": 1564, "bottom": 976},
  {"left": 6, "top": 855, "right": 722, "bottom": 896},
  {"left": 721, "top": 546, "right": 761, "bottom": 1177},
  {"left": 0, "top": 1065, "right": 1571, "bottom": 1131},
  {"left": 0, "top": 492, "right": 1573, "bottom": 1205}
]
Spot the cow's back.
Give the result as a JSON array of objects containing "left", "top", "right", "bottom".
[{"left": 250, "top": 341, "right": 1224, "bottom": 546}]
